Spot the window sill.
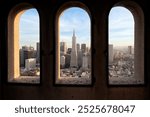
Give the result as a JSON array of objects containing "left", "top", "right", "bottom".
[
  {"left": 56, "top": 77, "right": 91, "bottom": 85},
  {"left": 109, "top": 77, "right": 144, "bottom": 85},
  {"left": 8, "top": 76, "right": 40, "bottom": 84}
]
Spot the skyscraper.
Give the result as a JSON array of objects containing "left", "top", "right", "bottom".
[
  {"left": 81, "top": 44, "right": 86, "bottom": 53},
  {"left": 65, "top": 54, "right": 71, "bottom": 68},
  {"left": 77, "top": 43, "right": 80, "bottom": 53},
  {"left": 82, "top": 53, "right": 88, "bottom": 70},
  {"left": 25, "top": 58, "right": 36, "bottom": 70},
  {"left": 20, "top": 46, "right": 35, "bottom": 67},
  {"left": 60, "top": 42, "right": 67, "bottom": 54},
  {"left": 60, "top": 55, "right": 66, "bottom": 68},
  {"left": 70, "top": 30, "right": 77, "bottom": 67},
  {"left": 78, "top": 50, "right": 83, "bottom": 67}
]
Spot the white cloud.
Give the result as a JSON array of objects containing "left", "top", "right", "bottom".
[
  {"left": 109, "top": 7, "right": 134, "bottom": 46},
  {"left": 59, "top": 8, "right": 91, "bottom": 48},
  {"left": 59, "top": 7, "right": 90, "bottom": 42},
  {"left": 19, "top": 9, "right": 39, "bottom": 48}
]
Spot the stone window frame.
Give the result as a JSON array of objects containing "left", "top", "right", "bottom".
[
  {"left": 108, "top": 1, "right": 145, "bottom": 85},
  {"left": 7, "top": 3, "right": 41, "bottom": 84},
  {"left": 55, "top": 1, "right": 94, "bottom": 86}
]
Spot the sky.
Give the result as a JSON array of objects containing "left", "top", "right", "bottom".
[
  {"left": 19, "top": 9, "right": 39, "bottom": 49},
  {"left": 59, "top": 7, "right": 91, "bottom": 48},
  {"left": 19, "top": 6, "right": 134, "bottom": 49},
  {"left": 109, "top": 6, "right": 134, "bottom": 47}
]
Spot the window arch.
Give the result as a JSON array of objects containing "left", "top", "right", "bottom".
[
  {"left": 55, "top": 2, "right": 92, "bottom": 85},
  {"left": 8, "top": 3, "right": 40, "bottom": 83},
  {"left": 108, "top": 1, "right": 144, "bottom": 85}
]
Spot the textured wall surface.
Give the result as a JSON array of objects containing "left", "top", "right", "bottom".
[{"left": 0, "top": 0, "right": 150, "bottom": 100}]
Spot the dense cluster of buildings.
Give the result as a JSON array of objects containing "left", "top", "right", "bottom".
[
  {"left": 60, "top": 30, "right": 91, "bottom": 78},
  {"left": 109, "top": 44, "right": 134, "bottom": 78},
  {"left": 19, "top": 42, "right": 40, "bottom": 76}
]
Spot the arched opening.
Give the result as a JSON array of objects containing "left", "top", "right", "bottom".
[
  {"left": 56, "top": 4, "right": 92, "bottom": 85},
  {"left": 8, "top": 3, "right": 40, "bottom": 83},
  {"left": 108, "top": 1, "right": 144, "bottom": 85}
]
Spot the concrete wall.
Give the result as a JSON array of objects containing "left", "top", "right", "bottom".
[{"left": 0, "top": 0, "right": 150, "bottom": 100}]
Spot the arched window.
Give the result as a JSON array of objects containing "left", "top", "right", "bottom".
[
  {"left": 108, "top": 2, "right": 144, "bottom": 85},
  {"left": 8, "top": 4, "right": 40, "bottom": 84},
  {"left": 55, "top": 3, "right": 92, "bottom": 85}
]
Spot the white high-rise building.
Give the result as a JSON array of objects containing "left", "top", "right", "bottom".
[
  {"left": 60, "top": 55, "right": 65, "bottom": 68},
  {"left": 25, "top": 58, "right": 36, "bottom": 70},
  {"left": 82, "top": 53, "right": 88, "bottom": 69},
  {"left": 60, "top": 42, "right": 67, "bottom": 54},
  {"left": 70, "top": 30, "right": 78, "bottom": 67}
]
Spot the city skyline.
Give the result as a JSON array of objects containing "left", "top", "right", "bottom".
[
  {"left": 20, "top": 43, "right": 39, "bottom": 50},
  {"left": 58, "top": 30, "right": 91, "bottom": 84}
]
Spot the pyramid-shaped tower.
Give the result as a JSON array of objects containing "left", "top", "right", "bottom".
[{"left": 70, "top": 30, "right": 78, "bottom": 67}]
